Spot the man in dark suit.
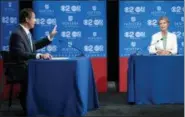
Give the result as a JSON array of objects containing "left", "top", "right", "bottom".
[{"left": 9, "top": 8, "right": 57, "bottom": 114}]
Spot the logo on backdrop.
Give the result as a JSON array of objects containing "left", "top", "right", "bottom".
[
  {"left": 181, "top": 16, "right": 184, "bottom": 22},
  {"left": 84, "top": 44, "right": 104, "bottom": 53},
  {"left": 35, "top": 18, "right": 56, "bottom": 26},
  {"left": 61, "top": 31, "right": 82, "bottom": 39},
  {"left": 171, "top": 6, "right": 184, "bottom": 14},
  {"left": 47, "top": 45, "right": 57, "bottom": 52},
  {"left": 124, "top": 6, "right": 145, "bottom": 14},
  {"left": 62, "top": 15, "right": 79, "bottom": 28},
  {"left": 147, "top": 19, "right": 158, "bottom": 27},
  {"left": 88, "top": 32, "right": 102, "bottom": 40},
  {"left": 8, "top": 2, "right": 12, "bottom": 7},
  {"left": 60, "top": 5, "right": 81, "bottom": 13},
  {"left": 45, "top": 4, "right": 49, "bottom": 9},
  {"left": 174, "top": 17, "right": 184, "bottom": 28},
  {"left": 123, "top": 41, "right": 141, "bottom": 54},
  {"left": 45, "top": 31, "right": 49, "bottom": 36},
  {"left": 151, "top": 6, "right": 166, "bottom": 16},
  {"left": 5, "top": 2, "right": 15, "bottom": 11},
  {"left": 1, "top": 16, "right": 17, "bottom": 24},
  {"left": 172, "top": 31, "right": 184, "bottom": 39},
  {"left": 124, "top": 31, "right": 146, "bottom": 39},
  {"left": 131, "top": 41, "right": 136, "bottom": 47},
  {"left": 123, "top": 16, "right": 142, "bottom": 29},
  {"left": 38, "top": 4, "right": 54, "bottom": 15},
  {"left": 181, "top": 42, "right": 184, "bottom": 47},
  {"left": 87, "top": 5, "right": 101, "bottom": 16},
  {"left": 83, "top": 19, "right": 104, "bottom": 27}
]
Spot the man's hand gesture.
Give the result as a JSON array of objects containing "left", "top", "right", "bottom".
[{"left": 49, "top": 25, "right": 57, "bottom": 39}]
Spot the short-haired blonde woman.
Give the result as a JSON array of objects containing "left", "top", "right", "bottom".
[{"left": 148, "top": 16, "right": 178, "bottom": 55}]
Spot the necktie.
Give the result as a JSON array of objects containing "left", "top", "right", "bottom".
[{"left": 27, "top": 32, "right": 33, "bottom": 51}]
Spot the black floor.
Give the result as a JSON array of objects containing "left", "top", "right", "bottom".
[
  {"left": 86, "top": 92, "right": 184, "bottom": 117},
  {"left": 0, "top": 92, "right": 183, "bottom": 117}
]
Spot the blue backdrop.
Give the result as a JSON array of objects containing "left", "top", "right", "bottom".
[
  {"left": 119, "top": 1, "right": 184, "bottom": 57},
  {"left": 0, "top": 0, "right": 19, "bottom": 51},
  {"left": 33, "top": 0, "right": 107, "bottom": 57}
]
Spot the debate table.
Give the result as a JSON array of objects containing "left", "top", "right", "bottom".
[
  {"left": 27, "top": 57, "right": 99, "bottom": 116},
  {"left": 128, "top": 55, "right": 184, "bottom": 104}
]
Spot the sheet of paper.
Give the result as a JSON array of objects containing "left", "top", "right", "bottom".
[{"left": 51, "top": 57, "right": 69, "bottom": 60}]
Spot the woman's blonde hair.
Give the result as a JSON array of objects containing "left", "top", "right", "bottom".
[{"left": 158, "top": 16, "right": 170, "bottom": 25}]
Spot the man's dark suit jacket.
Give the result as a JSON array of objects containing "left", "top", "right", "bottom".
[{"left": 9, "top": 25, "right": 51, "bottom": 81}]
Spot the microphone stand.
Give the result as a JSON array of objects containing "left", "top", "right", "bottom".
[
  {"left": 58, "top": 39, "right": 84, "bottom": 57},
  {"left": 148, "top": 38, "right": 163, "bottom": 55},
  {"left": 132, "top": 38, "right": 163, "bottom": 56}
]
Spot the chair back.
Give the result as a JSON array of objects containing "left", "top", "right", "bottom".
[
  {"left": 0, "top": 51, "right": 24, "bottom": 82},
  {"left": 0, "top": 51, "right": 12, "bottom": 63}
]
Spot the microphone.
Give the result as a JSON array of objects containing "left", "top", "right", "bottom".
[
  {"left": 147, "top": 38, "right": 164, "bottom": 55},
  {"left": 133, "top": 38, "right": 163, "bottom": 56},
  {"left": 58, "top": 39, "right": 85, "bottom": 57},
  {"left": 149, "top": 38, "right": 163, "bottom": 47}
]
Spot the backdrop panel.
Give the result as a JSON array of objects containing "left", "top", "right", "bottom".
[
  {"left": 119, "top": 0, "right": 184, "bottom": 92},
  {"left": 0, "top": 0, "right": 19, "bottom": 51},
  {"left": 33, "top": 0, "right": 107, "bottom": 92},
  {"left": 33, "top": 0, "right": 106, "bottom": 57},
  {"left": 119, "top": 1, "right": 184, "bottom": 57},
  {"left": 0, "top": 0, "right": 20, "bottom": 99}
]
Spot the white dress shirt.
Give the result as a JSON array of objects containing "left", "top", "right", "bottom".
[
  {"left": 148, "top": 31, "right": 178, "bottom": 55},
  {"left": 20, "top": 24, "right": 33, "bottom": 50}
]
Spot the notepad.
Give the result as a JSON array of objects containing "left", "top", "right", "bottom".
[{"left": 51, "top": 57, "right": 69, "bottom": 60}]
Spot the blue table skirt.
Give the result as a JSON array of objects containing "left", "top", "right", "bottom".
[
  {"left": 27, "top": 57, "right": 99, "bottom": 116},
  {"left": 128, "top": 55, "right": 184, "bottom": 104}
]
